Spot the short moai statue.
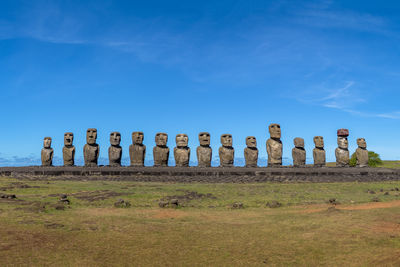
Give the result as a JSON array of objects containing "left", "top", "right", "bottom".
[
  {"left": 197, "top": 132, "right": 212, "bottom": 167},
  {"left": 153, "top": 133, "right": 169, "bottom": 166},
  {"left": 174, "top": 134, "right": 190, "bottom": 167},
  {"left": 63, "top": 132, "right": 75, "bottom": 166},
  {"left": 313, "top": 136, "right": 326, "bottom": 167},
  {"left": 108, "top": 132, "right": 122, "bottom": 166},
  {"left": 356, "top": 138, "right": 369, "bottom": 167},
  {"left": 41, "top": 137, "right": 53, "bottom": 166},
  {"left": 335, "top": 129, "right": 350, "bottom": 167},
  {"left": 292, "top": 137, "right": 306, "bottom": 167},
  {"left": 129, "top": 132, "right": 146, "bottom": 166},
  {"left": 244, "top": 136, "right": 258, "bottom": 167},
  {"left": 266, "top": 123, "right": 282, "bottom": 167},
  {"left": 84, "top": 128, "right": 99, "bottom": 167},
  {"left": 219, "top": 134, "right": 234, "bottom": 167}
]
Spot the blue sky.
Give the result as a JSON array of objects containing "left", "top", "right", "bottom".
[{"left": 1, "top": 0, "right": 400, "bottom": 166}]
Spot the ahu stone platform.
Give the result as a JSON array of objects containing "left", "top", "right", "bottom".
[{"left": 0, "top": 166, "right": 399, "bottom": 183}]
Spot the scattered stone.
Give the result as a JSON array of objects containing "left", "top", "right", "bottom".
[
  {"left": 59, "top": 194, "right": 70, "bottom": 204},
  {"left": 0, "top": 193, "right": 16, "bottom": 199},
  {"left": 380, "top": 189, "right": 384, "bottom": 192},
  {"left": 169, "top": 198, "right": 179, "bottom": 207},
  {"left": 266, "top": 200, "right": 282, "bottom": 208},
  {"left": 372, "top": 197, "right": 380, "bottom": 202},
  {"left": 114, "top": 199, "right": 131, "bottom": 208},
  {"left": 45, "top": 222, "right": 64, "bottom": 229},
  {"left": 158, "top": 201, "right": 169, "bottom": 208},
  {"left": 384, "top": 192, "right": 390, "bottom": 196},
  {"left": 368, "top": 190, "right": 376, "bottom": 194},
  {"left": 328, "top": 198, "right": 340, "bottom": 205},
  {"left": 231, "top": 202, "right": 244, "bottom": 209},
  {"left": 395, "top": 188, "right": 399, "bottom": 191}
]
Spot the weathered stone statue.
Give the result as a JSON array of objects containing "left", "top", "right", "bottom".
[
  {"left": 197, "top": 132, "right": 212, "bottom": 167},
  {"left": 244, "top": 136, "right": 258, "bottom": 167},
  {"left": 313, "top": 136, "right": 326, "bottom": 167},
  {"left": 41, "top": 137, "right": 53, "bottom": 166},
  {"left": 108, "top": 132, "right": 122, "bottom": 166},
  {"left": 174, "top": 134, "right": 190, "bottom": 167},
  {"left": 84, "top": 128, "right": 99, "bottom": 167},
  {"left": 266, "top": 123, "right": 282, "bottom": 167},
  {"left": 129, "top": 132, "right": 146, "bottom": 166},
  {"left": 62, "top": 132, "right": 75, "bottom": 166},
  {"left": 219, "top": 134, "right": 234, "bottom": 167},
  {"left": 153, "top": 132, "right": 169, "bottom": 166},
  {"left": 335, "top": 129, "right": 349, "bottom": 167},
  {"left": 292, "top": 137, "right": 306, "bottom": 167},
  {"left": 356, "top": 138, "right": 369, "bottom": 167}
]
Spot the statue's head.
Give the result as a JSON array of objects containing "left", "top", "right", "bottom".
[
  {"left": 294, "top": 137, "right": 304, "bottom": 148},
  {"left": 220, "top": 134, "right": 232, "bottom": 147},
  {"left": 64, "top": 132, "right": 74, "bottom": 146},
  {"left": 198, "top": 132, "right": 210, "bottom": 146},
  {"left": 313, "top": 136, "right": 324, "bottom": 148},
  {"left": 357, "top": 138, "right": 367, "bottom": 149},
  {"left": 43, "top": 137, "right": 52, "bottom": 148},
  {"left": 155, "top": 132, "right": 168, "bottom": 146},
  {"left": 246, "top": 136, "right": 257, "bottom": 148},
  {"left": 337, "top": 137, "right": 348, "bottom": 149},
  {"left": 269, "top": 123, "right": 281, "bottom": 139},
  {"left": 176, "top": 134, "right": 189, "bottom": 147},
  {"left": 110, "top": 132, "right": 121, "bottom": 146},
  {"left": 86, "top": 128, "right": 97, "bottom": 145},
  {"left": 132, "top": 132, "right": 144, "bottom": 145}
]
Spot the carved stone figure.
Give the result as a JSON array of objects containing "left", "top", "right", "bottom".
[
  {"left": 356, "top": 138, "right": 369, "bottom": 167},
  {"left": 197, "top": 132, "right": 212, "bottom": 167},
  {"left": 41, "top": 137, "right": 53, "bottom": 166},
  {"left": 313, "top": 136, "right": 325, "bottom": 167},
  {"left": 84, "top": 128, "right": 99, "bottom": 167},
  {"left": 108, "top": 132, "right": 122, "bottom": 166},
  {"left": 129, "top": 132, "right": 146, "bottom": 166},
  {"left": 335, "top": 129, "right": 349, "bottom": 167},
  {"left": 292, "top": 137, "right": 306, "bottom": 167},
  {"left": 63, "top": 132, "right": 75, "bottom": 166},
  {"left": 153, "top": 133, "right": 169, "bottom": 166},
  {"left": 174, "top": 134, "right": 190, "bottom": 167},
  {"left": 219, "top": 134, "right": 234, "bottom": 167},
  {"left": 266, "top": 123, "right": 282, "bottom": 166},
  {"left": 244, "top": 136, "right": 258, "bottom": 167}
]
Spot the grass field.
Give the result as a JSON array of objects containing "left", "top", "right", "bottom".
[{"left": 0, "top": 177, "right": 399, "bottom": 266}]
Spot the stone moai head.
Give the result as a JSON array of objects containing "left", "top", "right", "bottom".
[
  {"left": 246, "top": 136, "right": 257, "bottom": 148},
  {"left": 221, "top": 134, "right": 232, "bottom": 147},
  {"left": 132, "top": 132, "right": 144, "bottom": 145},
  {"left": 110, "top": 132, "right": 121, "bottom": 146},
  {"left": 337, "top": 128, "right": 349, "bottom": 149},
  {"left": 199, "top": 132, "right": 210, "bottom": 146},
  {"left": 269, "top": 123, "right": 281, "bottom": 139},
  {"left": 313, "top": 136, "right": 324, "bottom": 148},
  {"left": 357, "top": 138, "right": 367, "bottom": 149},
  {"left": 155, "top": 133, "right": 168, "bottom": 147},
  {"left": 294, "top": 137, "right": 304, "bottom": 148},
  {"left": 43, "top": 137, "right": 52, "bottom": 148},
  {"left": 64, "top": 132, "right": 74, "bottom": 146},
  {"left": 86, "top": 128, "right": 97, "bottom": 145},
  {"left": 176, "top": 134, "right": 189, "bottom": 148}
]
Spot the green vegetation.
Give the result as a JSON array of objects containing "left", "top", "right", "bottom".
[{"left": 350, "top": 151, "right": 383, "bottom": 167}]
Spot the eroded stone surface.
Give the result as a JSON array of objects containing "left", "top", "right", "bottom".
[
  {"left": 174, "top": 134, "right": 190, "bottom": 167},
  {"left": 356, "top": 138, "right": 368, "bottom": 167},
  {"left": 313, "top": 136, "right": 326, "bottom": 167},
  {"left": 41, "top": 137, "right": 53, "bottom": 166},
  {"left": 335, "top": 130, "right": 349, "bottom": 167},
  {"left": 292, "top": 137, "right": 306, "bottom": 167},
  {"left": 219, "top": 134, "right": 234, "bottom": 167},
  {"left": 84, "top": 128, "right": 99, "bottom": 167},
  {"left": 267, "top": 123, "right": 282, "bottom": 166},
  {"left": 197, "top": 132, "right": 212, "bottom": 167},
  {"left": 63, "top": 132, "right": 75, "bottom": 166},
  {"left": 108, "top": 132, "right": 122, "bottom": 166},
  {"left": 153, "top": 133, "right": 169, "bottom": 166},
  {"left": 129, "top": 132, "right": 146, "bottom": 166},
  {"left": 244, "top": 136, "right": 258, "bottom": 167}
]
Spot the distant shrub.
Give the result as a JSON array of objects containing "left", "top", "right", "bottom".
[{"left": 349, "top": 151, "right": 382, "bottom": 167}]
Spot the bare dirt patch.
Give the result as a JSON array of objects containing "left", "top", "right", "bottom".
[{"left": 149, "top": 209, "right": 187, "bottom": 219}]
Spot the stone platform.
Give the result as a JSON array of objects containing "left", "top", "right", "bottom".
[{"left": 0, "top": 166, "right": 400, "bottom": 183}]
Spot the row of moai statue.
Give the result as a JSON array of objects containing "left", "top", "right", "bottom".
[{"left": 41, "top": 125, "right": 369, "bottom": 167}]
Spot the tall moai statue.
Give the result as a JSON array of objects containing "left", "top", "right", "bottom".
[
  {"left": 153, "top": 132, "right": 169, "bottom": 166},
  {"left": 313, "top": 136, "right": 326, "bottom": 167},
  {"left": 219, "top": 134, "right": 234, "bottom": 167},
  {"left": 356, "top": 138, "right": 369, "bottom": 167},
  {"left": 63, "top": 132, "right": 75, "bottom": 166},
  {"left": 41, "top": 137, "right": 53, "bottom": 166},
  {"left": 266, "top": 123, "right": 282, "bottom": 167},
  {"left": 244, "top": 136, "right": 258, "bottom": 167},
  {"left": 174, "top": 134, "right": 190, "bottom": 167},
  {"left": 292, "top": 137, "right": 306, "bottom": 167},
  {"left": 335, "top": 129, "right": 349, "bottom": 167},
  {"left": 129, "top": 132, "right": 146, "bottom": 166},
  {"left": 197, "top": 132, "right": 212, "bottom": 167},
  {"left": 84, "top": 128, "right": 99, "bottom": 167},
  {"left": 109, "top": 132, "right": 122, "bottom": 166}
]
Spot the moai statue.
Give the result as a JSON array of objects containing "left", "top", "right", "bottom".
[
  {"left": 197, "top": 132, "right": 212, "bottom": 167},
  {"left": 244, "top": 136, "right": 258, "bottom": 167},
  {"left": 219, "top": 134, "right": 234, "bottom": 167},
  {"left": 335, "top": 129, "right": 349, "bottom": 167},
  {"left": 108, "top": 132, "right": 122, "bottom": 166},
  {"left": 153, "top": 133, "right": 169, "bottom": 166},
  {"left": 356, "top": 138, "right": 369, "bottom": 167},
  {"left": 292, "top": 137, "right": 306, "bottom": 167},
  {"left": 174, "top": 134, "right": 190, "bottom": 167},
  {"left": 83, "top": 128, "right": 99, "bottom": 167},
  {"left": 266, "top": 123, "right": 282, "bottom": 167},
  {"left": 63, "top": 132, "right": 75, "bottom": 166},
  {"left": 129, "top": 132, "right": 146, "bottom": 166},
  {"left": 41, "top": 137, "right": 53, "bottom": 166},
  {"left": 313, "top": 136, "right": 326, "bottom": 167}
]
